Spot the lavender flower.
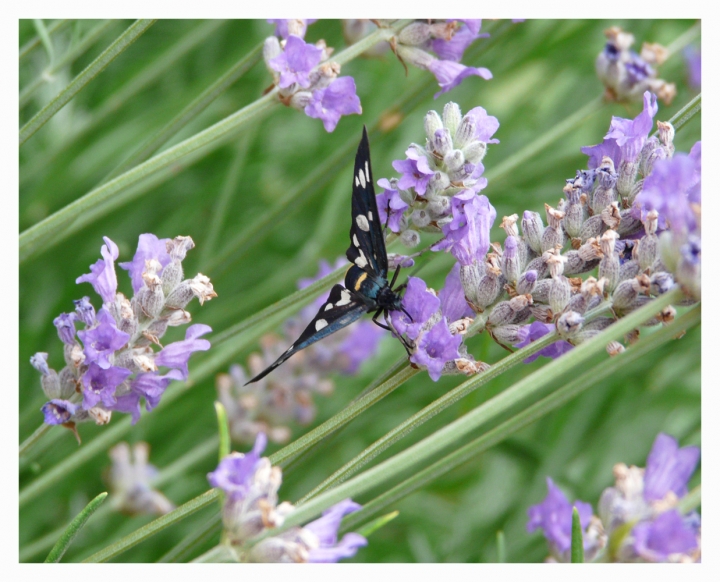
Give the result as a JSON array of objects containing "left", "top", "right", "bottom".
[
  {"left": 390, "top": 277, "right": 440, "bottom": 341},
  {"left": 596, "top": 433, "right": 701, "bottom": 562},
  {"left": 107, "top": 442, "right": 174, "bottom": 516},
  {"left": 595, "top": 26, "right": 676, "bottom": 105},
  {"left": 684, "top": 46, "right": 701, "bottom": 89},
  {"left": 436, "top": 190, "right": 496, "bottom": 266},
  {"left": 268, "top": 19, "right": 316, "bottom": 40},
  {"left": 304, "top": 76, "right": 362, "bottom": 132},
  {"left": 393, "top": 149, "right": 435, "bottom": 196},
  {"left": 376, "top": 179, "right": 409, "bottom": 233},
  {"left": 514, "top": 322, "right": 574, "bottom": 364},
  {"left": 527, "top": 477, "right": 601, "bottom": 561},
  {"left": 263, "top": 29, "right": 360, "bottom": 132},
  {"left": 410, "top": 317, "right": 462, "bottom": 381},
  {"left": 393, "top": 20, "right": 493, "bottom": 97},
  {"left": 269, "top": 35, "right": 322, "bottom": 89},
  {"left": 33, "top": 234, "right": 215, "bottom": 433},
  {"left": 208, "top": 434, "right": 367, "bottom": 562},
  {"left": 438, "top": 263, "right": 474, "bottom": 323}
]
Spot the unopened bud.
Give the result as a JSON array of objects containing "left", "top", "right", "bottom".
[
  {"left": 442, "top": 102, "right": 462, "bottom": 136},
  {"left": 522, "top": 211, "right": 544, "bottom": 254},
  {"left": 424, "top": 110, "right": 444, "bottom": 142},
  {"left": 400, "top": 229, "right": 421, "bottom": 248},
  {"left": 517, "top": 270, "right": 538, "bottom": 295},
  {"left": 549, "top": 276, "right": 571, "bottom": 314},
  {"left": 556, "top": 311, "right": 584, "bottom": 338},
  {"left": 606, "top": 341, "right": 625, "bottom": 356}
]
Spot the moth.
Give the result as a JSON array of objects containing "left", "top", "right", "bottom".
[{"left": 246, "top": 126, "right": 411, "bottom": 384}]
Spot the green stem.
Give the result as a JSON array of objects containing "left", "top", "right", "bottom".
[
  {"left": 103, "top": 42, "right": 262, "bottom": 182},
  {"left": 157, "top": 514, "right": 221, "bottom": 563},
  {"left": 19, "top": 422, "right": 52, "bottom": 457},
  {"left": 20, "top": 19, "right": 157, "bottom": 146},
  {"left": 20, "top": 20, "right": 116, "bottom": 108},
  {"left": 665, "top": 20, "right": 700, "bottom": 56},
  {"left": 248, "top": 288, "right": 686, "bottom": 543},
  {"left": 82, "top": 489, "right": 220, "bottom": 563},
  {"left": 215, "top": 402, "right": 231, "bottom": 461},
  {"left": 20, "top": 19, "right": 72, "bottom": 61},
  {"left": 32, "top": 19, "right": 55, "bottom": 67},
  {"left": 44, "top": 492, "right": 108, "bottom": 563},
  {"left": 486, "top": 95, "right": 606, "bottom": 183},
  {"left": 340, "top": 304, "right": 700, "bottom": 532},
  {"left": 496, "top": 531, "right": 506, "bottom": 563},
  {"left": 668, "top": 93, "right": 701, "bottom": 133},
  {"left": 297, "top": 328, "right": 562, "bottom": 503},
  {"left": 191, "top": 543, "right": 238, "bottom": 563},
  {"left": 20, "top": 436, "right": 218, "bottom": 561},
  {"left": 19, "top": 85, "right": 277, "bottom": 263}
]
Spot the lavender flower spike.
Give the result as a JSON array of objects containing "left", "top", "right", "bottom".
[
  {"left": 269, "top": 35, "right": 322, "bottom": 89},
  {"left": 411, "top": 317, "right": 462, "bottom": 381},
  {"left": 76, "top": 236, "right": 119, "bottom": 303},
  {"left": 77, "top": 307, "right": 130, "bottom": 369}
]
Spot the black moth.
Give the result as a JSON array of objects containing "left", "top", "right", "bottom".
[{"left": 246, "top": 126, "right": 411, "bottom": 385}]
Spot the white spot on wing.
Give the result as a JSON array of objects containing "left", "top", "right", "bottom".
[
  {"left": 315, "top": 319, "right": 328, "bottom": 331},
  {"left": 356, "top": 215, "right": 370, "bottom": 232},
  {"left": 368, "top": 211, "right": 373, "bottom": 221},
  {"left": 324, "top": 303, "right": 333, "bottom": 311},
  {"left": 336, "top": 289, "right": 352, "bottom": 306},
  {"left": 353, "top": 234, "right": 360, "bottom": 247},
  {"left": 355, "top": 250, "right": 368, "bottom": 268},
  {"left": 358, "top": 170, "right": 366, "bottom": 189},
  {"left": 365, "top": 161, "right": 370, "bottom": 184},
  {"left": 355, "top": 176, "right": 360, "bottom": 187}
]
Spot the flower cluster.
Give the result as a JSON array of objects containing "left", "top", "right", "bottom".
[
  {"left": 207, "top": 433, "right": 367, "bottom": 562},
  {"left": 31, "top": 234, "right": 216, "bottom": 437},
  {"left": 263, "top": 19, "right": 361, "bottom": 132},
  {"left": 380, "top": 91, "right": 699, "bottom": 383},
  {"left": 595, "top": 26, "right": 676, "bottom": 105},
  {"left": 218, "top": 259, "right": 384, "bottom": 444},
  {"left": 106, "top": 441, "right": 174, "bottom": 516},
  {"left": 527, "top": 433, "right": 700, "bottom": 562},
  {"left": 392, "top": 20, "right": 493, "bottom": 98}
]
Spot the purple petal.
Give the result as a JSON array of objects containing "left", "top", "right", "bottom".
[
  {"left": 390, "top": 277, "right": 440, "bottom": 340},
  {"left": 304, "top": 76, "right": 362, "bottom": 132},
  {"left": 644, "top": 433, "right": 700, "bottom": 502},
  {"left": 438, "top": 262, "right": 473, "bottom": 322},
  {"left": 410, "top": 317, "right": 462, "bottom": 381},
  {"left": 81, "top": 362, "right": 132, "bottom": 410},
  {"left": 207, "top": 433, "right": 267, "bottom": 500},
  {"left": 42, "top": 399, "right": 77, "bottom": 425},
  {"left": 154, "top": 324, "right": 211, "bottom": 379},
  {"left": 269, "top": 35, "right": 322, "bottom": 89},
  {"left": 428, "top": 59, "right": 492, "bottom": 98},
  {"left": 118, "top": 233, "right": 172, "bottom": 294},
  {"left": 77, "top": 308, "right": 130, "bottom": 369},
  {"left": 633, "top": 510, "right": 698, "bottom": 561},
  {"left": 76, "top": 236, "right": 119, "bottom": 303},
  {"left": 514, "top": 321, "right": 573, "bottom": 363}
]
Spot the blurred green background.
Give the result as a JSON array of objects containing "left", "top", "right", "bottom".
[{"left": 19, "top": 19, "right": 700, "bottom": 562}]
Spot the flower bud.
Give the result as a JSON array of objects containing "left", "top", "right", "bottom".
[
  {"left": 400, "top": 229, "right": 421, "bottom": 248},
  {"left": 522, "top": 211, "right": 544, "bottom": 254},
  {"left": 73, "top": 297, "right": 96, "bottom": 326},
  {"left": 432, "top": 128, "right": 453, "bottom": 157},
  {"left": 556, "top": 311, "right": 584, "bottom": 338},
  {"left": 424, "top": 110, "right": 444, "bottom": 142},
  {"left": 444, "top": 149, "right": 465, "bottom": 172},
  {"left": 475, "top": 271, "right": 503, "bottom": 309},
  {"left": 492, "top": 324, "right": 524, "bottom": 344},
  {"left": 579, "top": 215, "right": 606, "bottom": 242},
  {"left": 517, "top": 270, "right": 537, "bottom": 295},
  {"left": 462, "top": 141, "right": 486, "bottom": 164},
  {"left": 649, "top": 271, "right": 674, "bottom": 296},
  {"left": 454, "top": 113, "right": 477, "bottom": 149},
  {"left": 616, "top": 160, "right": 639, "bottom": 198},
  {"left": 398, "top": 22, "right": 433, "bottom": 45},
  {"left": 531, "top": 278, "right": 552, "bottom": 304},
  {"left": 549, "top": 276, "right": 571, "bottom": 314},
  {"left": 488, "top": 301, "right": 515, "bottom": 327},
  {"left": 501, "top": 236, "right": 520, "bottom": 285},
  {"left": 263, "top": 36, "right": 282, "bottom": 68},
  {"left": 442, "top": 102, "right": 462, "bottom": 136}
]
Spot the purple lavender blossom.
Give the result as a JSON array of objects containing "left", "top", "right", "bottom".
[
  {"left": 41, "top": 399, "right": 77, "bottom": 425},
  {"left": 53, "top": 312, "right": 77, "bottom": 345},
  {"left": 514, "top": 321, "right": 574, "bottom": 363},
  {"left": 304, "top": 76, "right": 362, "bottom": 132},
  {"left": 431, "top": 22, "right": 487, "bottom": 62},
  {"left": 465, "top": 106, "right": 500, "bottom": 144},
  {"left": 436, "top": 190, "right": 496, "bottom": 266},
  {"left": 81, "top": 362, "right": 132, "bottom": 409},
  {"left": 410, "top": 317, "right": 462, "bottom": 381},
  {"left": 376, "top": 179, "right": 409, "bottom": 233},
  {"left": 154, "top": 324, "right": 212, "bottom": 379},
  {"left": 393, "top": 148, "right": 434, "bottom": 196},
  {"left": 632, "top": 510, "right": 698, "bottom": 561},
  {"left": 527, "top": 477, "right": 594, "bottom": 554},
  {"left": 73, "top": 296, "right": 96, "bottom": 326},
  {"left": 304, "top": 499, "right": 368, "bottom": 562},
  {"left": 76, "top": 236, "right": 119, "bottom": 303},
  {"left": 390, "top": 276, "right": 440, "bottom": 340},
  {"left": 119, "top": 233, "right": 171, "bottom": 294},
  {"left": 207, "top": 433, "right": 267, "bottom": 500},
  {"left": 269, "top": 35, "right": 322, "bottom": 89},
  {"left": 684, "top": 46, "right": 701, "bottom": 89},
  {"left": 581, "top": 91, "right": 657, "bottom": 169},
  {"left": 428, "top": 59, "right": 492, "bottom": 98},
  {"left": 643, "top": 433, "right": 700, "bottom": 502},
  {"left": 635, "top": 150, "right": 701, "bottom": 235},
  {"left": 30, "top": 352, "right": 50, "bottom": 375},
  {"left": 114, "top": 369, "right": 186, "bottom": 423},
  {"left": 77, "top": 308, "right": 130, "bottom": 369},
  {"left": 268, "top": 19, "right": 316, "bottom": 40},
  {"left": 438, "top": 262, "right": 474, "bottom": 322}
]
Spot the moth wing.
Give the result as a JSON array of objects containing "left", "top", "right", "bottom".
[
  {"left": 346, "top": 126, "right": 389, "bottom": 278},
  {"left": 245, "top": 285, "right": 368, "bottom": 384}
]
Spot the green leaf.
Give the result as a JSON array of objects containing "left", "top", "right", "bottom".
[
  {"left": 355, "top": 511, "right": 399, "bottom": 538},
  {"left": 496, "top": 531, "right": 506, "bottom": 563},
  {"left": 20, "top": 19, "right": 157, "bottom": 146},
  {"left": 214, "top": 401, "right": 231, "bottom": 461},
  {"left": 44, "top": 491, "right": 108, "bottom": 563},
  {"left": 571, "top": 507, "right": 584, "bottom": 563}
]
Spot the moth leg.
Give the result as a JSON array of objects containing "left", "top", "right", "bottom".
[
  {"left": 389, "top": 265, "right": 402, "bottom": 288},
  {"left": 373, "top": 309, "right": 413, "bottom": 355}
]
